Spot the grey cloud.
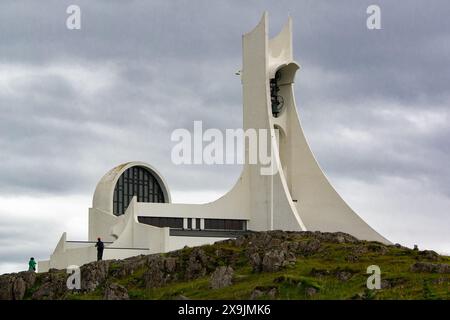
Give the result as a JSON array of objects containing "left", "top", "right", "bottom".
[
  {"left": 0, "top": 0, "right": 449, "bottom": 272},
  {"left": 1, "top": 0, "right": 449, "bottom": 198}
]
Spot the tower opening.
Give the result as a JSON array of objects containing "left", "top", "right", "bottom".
[{"left": 270, "top": 70, "right": 284, "bottom": 117}]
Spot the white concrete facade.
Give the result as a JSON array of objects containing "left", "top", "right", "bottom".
[{"left": 38, "top": 13, "right": 388, "bottom": 273}]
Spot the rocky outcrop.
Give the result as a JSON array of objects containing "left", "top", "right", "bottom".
[
  {"left": 248, "top": 252, "right": 262, "bottom": 272},
  {"left": 310, "top": 267, "right": 357, "bottom": 282},
  {"left": 143, "top": 255, "right": 180, "bottom": 289},
  {"left": 247, "top": 248, "right": 296, "bottom": 273},
  {"left": 12, "top": 277, "right": 27, "bottom": 300},
  {"left": 335, "top": 270, "right": 353, "bottom": 282},
  {"left": 0, "top": 271, "right": 36, "bottom": 300},
  {"left": 103, "top": 283, "right": 129, "bottom": 300},
  {"left": 110, "top": 255, "right": 147, "bottom": 278},
  {"left": 210, "top": 266, "right": 233, "bottom": 289},
  {"left": 418, "top": 250, "right": 440, "bottom": 261},
  {"left": 305, "top": 287, "right": 318, "bottom": 297},
  {"left": 144, "top": 256, "right": 167, "bottom": 288},
  {"left": 410, "top": 262, "right": 450, "bottom": 274},
  {"left": 262, "top": 249, "right": 296, "bottom": 272},
  {"left": 367, "top": 243, "right": 389, "bottom": 255},
  {"left": 32, "top": 270, "right": 67, "bottom": 300},
  {"left": 185, "top": 248, "right": 212, "bottom": 280},
  {"left": 0, "top": 275, "right": 14, "bottom": 300},
  {"left": 250, "top": 287, "right": 278, "bottom": 300},
  {"left": 1, "top": 230, "right": 448, "bottom": 300},
  {"left": 81, "top": 260, "right": 110, "bottom": 291},
  {"left": 296, "top": 239, "right": 322, "bottom": 256},
  {"left": 381, "top": 277, "right": 407, "bottom": 289}
]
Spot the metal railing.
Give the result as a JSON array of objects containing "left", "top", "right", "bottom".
[
  {"left": 66, "top": 240, "right": 114, "bottom": 244},
  {"left": 66, "top": 240, "right": 149, "bottom": 251}
]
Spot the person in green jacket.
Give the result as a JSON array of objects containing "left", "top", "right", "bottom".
[{"left": 28, "top": 257, "right": 36, "bottom": 272}]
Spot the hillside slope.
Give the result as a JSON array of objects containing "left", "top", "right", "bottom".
[{"left": 1, "top": 231, "right": 449, "bottom": 300}]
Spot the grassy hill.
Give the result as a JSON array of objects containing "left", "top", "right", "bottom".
[{"left": 1, "top": 231, "right": 449, "bottom": 300}]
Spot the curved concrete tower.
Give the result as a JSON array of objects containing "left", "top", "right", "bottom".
[{"left": 237, "top": 12, "right": 388, "bottom": 243}]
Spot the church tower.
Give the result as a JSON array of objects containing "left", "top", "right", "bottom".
[{"left": 240, "top": 12, "right": 388, "bottom": 243}]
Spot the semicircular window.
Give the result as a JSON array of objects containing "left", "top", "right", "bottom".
[{"left": 113, "top": 166, "right": 165, "bottom": 216}]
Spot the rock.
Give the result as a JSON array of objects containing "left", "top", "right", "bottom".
[
  {"left": 250, "top": 289, "right": 264, "bottom": 300},
  {"left": 262, "top": 249, "right": 294, "bottom": 272},
  {"left": 297, "top": 239, "right": 321, "bottom": 255},
  {"left": 0, "top": 272, "right": 34, "bottom": 300},
  {"left": 235, "top": 236, "right": 247, "bottom": 247},
  {"left": 418, "top": 250, "right": 439, "bottom": 261},
  {"left": 335, "top": 234, "right": 346, "bottom": 244},
  {"left": 410, "top": 262, "right": 450, "bottom": 274},
  {"left": 345, "top": 245, "right": 368, "bottom": 262},
  {"left": 394, "top": 243, "right": 409, "bottom": 249},
  {"left": 336, "top": 271, "right": 352, "bottom": 282},
  {"left": 380, "top": 278, "right": 408, "bottom": 289},
  {"left": 143, "top": 256, "right": 166, "bottom": 288},
  {"left": 351, "top": 292, "right": 364, "bottom": 300},
  {"left": 32, "top": 283, "right": 55, "bottom": 300},
  {"left": 248, "top": 252, "right": 262, "bottom": 272},
  {"left": 143, "top": 256, "right": 180, "bottom": 288},
  {"left": 103, "top": 283, "right": 129, "bottom": 300},
  {"left": 351, "top": 292, "right": 371, "bottom": 300},
  {"left": 0, "top": 274, "right": 14, "bottom": 300},
  {"left": 314, "top": 232, "right": 358, "bottom": 244},
  {"left": 185, "top": 248, "right": 210, "bottom": 280},
  {"left": 305, "top": 287, "right": 318, "bottom": 297},
  {"left": 367, "top": 244, "right": 389, "bottom": 255},
  {"left": 164, "top": 257, "right": 178, "bottom": 273},
  {"left": 210, "top": 266, "right": 233, "bottom": 289},
  {"left": 267, "top": 288, "right": 277, "bottom": 299},
  {"left": 352, "top": 245, "right": 369, "bottom": 255},
  {"left": 250, "top": 287, "right": 277, "bottom": 299},
  {"left": 81, "top": 260, "right": 110, "bottom": 291},
  {"left": 12, "top": 277, "right": 27, "bottom": 300},
  {"left": 333, "top": 268, "right": 356, "bottom": 282},
  {"left": 174, "top": 294, "right": 190, "bottom": 300},
  {"left": 310, "top": 268, "right": 330, "bottom": 277},
  {"left": 432, "top": 277, "right": 448, "bottom": 285},
  {"left": 111, "top": 256, "right": 146, "bottom": 277},
  {"left": 31, "top": 272, "right": 67, "bottom": 300},
  {"left": 345, "top": 254, "right": 359, "bottom": 262}
]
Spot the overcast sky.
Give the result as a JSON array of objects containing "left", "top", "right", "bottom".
[{"left": 1, "top": 0, "right": 449, "bottom": 274}]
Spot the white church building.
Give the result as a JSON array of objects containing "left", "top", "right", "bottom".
[{"left": 38, "top": 13, "right": 389, "bottom": 273}]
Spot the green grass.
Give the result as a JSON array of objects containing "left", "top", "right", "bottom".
[
  {"left": 29, "top": 234, "right": 450, "bottom": 300},
  {"left": 94, "top": 242, "right": 450, "bottom": 300}
]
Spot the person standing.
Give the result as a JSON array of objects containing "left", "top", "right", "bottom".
[
  {"left": 28, "top": 257, "right": 36, "bottom": 272},
  {"left": 95, "top": 238, "right": 104, "bottom": 261}
]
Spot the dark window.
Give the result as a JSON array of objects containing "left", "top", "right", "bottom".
[
  {"left": 113, "top": 166, "right": 165, "bottom": 216},
  {"left": 204, "top": 219, "right": 246, "bottom": 231},
  {"left": 138, "top": 217, "right": 183, "bottom": 229},
  {"left": 196, "top": 218, "right": 201, "bottom": 230},
  {"left": 187, "top": 218, "right": 192, "bottom": 230}
]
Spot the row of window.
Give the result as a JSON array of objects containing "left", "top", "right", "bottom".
[
  {"left": 137, "top": 217, "right": 247, "bottom": 231},
  {"left": 138, "top": 217, "right": 183, "bottom": 229},
  {"left": 113, "top": 166, "right": 165, "bottom": 216},
  {"left": 204, "top": 219, "right": 246, "bottom": 231}
]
